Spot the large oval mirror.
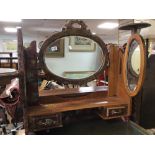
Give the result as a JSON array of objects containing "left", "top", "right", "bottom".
[
  {"left": 39, "top": 20, "right": 108, "bottom": 85},
  {"left": 44, "top": 36, "right": 105, "bottom": 79},
  {"left": 123, "top": 34, "right": 146, "bottom": 96}
]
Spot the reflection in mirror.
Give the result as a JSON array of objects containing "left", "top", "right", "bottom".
[
  {"left": 127, "top": 39, "right": 141, "bottom": 91},
  {"left": 44, "top": 36, "right": 105, "bottom": 79}
]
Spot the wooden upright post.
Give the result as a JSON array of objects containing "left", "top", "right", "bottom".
[
  {"left": 108, "top": 44, "right": 119, "bottom": 97},
  {"left": 17, "top": 29, "right": 27, "bottom": 133},
  {"left": 25, "top": 41, "right": 39, "bottom": 106}
]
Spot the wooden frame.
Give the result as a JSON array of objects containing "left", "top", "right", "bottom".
[
  {"left": 19, "top": 20, "right": 133, "bottom": 134},
  {"left": 69, "top": 36, "right": 96, "bottom": 52},
  {"left": 24, "top": 39, "right": 131, "bottom": 133},
  {"left": 123, "top": 34, "right": 146, "bottom": 97},
  {"left": 17, "top": 28, "right": 28, "bottom": 133}
]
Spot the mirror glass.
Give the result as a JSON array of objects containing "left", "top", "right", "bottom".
[
  {"left": 127, "top": 39, "right": 141, "bottom": 91},
  {"left": 44, "top": 36, "right": 105, "bottom": 79}
]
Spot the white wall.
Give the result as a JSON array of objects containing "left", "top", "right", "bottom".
[
  {"left": 0, "top": 40, "right": 4, "bottom": 51},
  {"left": 45, "top": 37, "right": 103, "bottom": 77},
  {"left": 0, "top": 34, "right": 45, "bottom": 64},
  {"left": 0, "top": 34, "right": 45, "bottom": 62}
]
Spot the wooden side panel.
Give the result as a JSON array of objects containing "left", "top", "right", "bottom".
[
  {"left": 25, "top": 41, "right": 39, "bottom": 106},
  {"left": 117, "top": 48, "right": 131, "bottom": 116},
  {"left": 17, "top": 29, "right": 27, "bottom": 133},
  {"left": 108, "top": 45, "right": 119, "bottom": 96}
]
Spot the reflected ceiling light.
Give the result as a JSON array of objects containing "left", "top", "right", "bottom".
[
  {"left": 0, "top": 19, "right": 22, "bottom": 22},
  {"left": 92, "top": 32, "right": 96, "bottom": 35},
  {"left": 98, "top": 22, "right": 119, "bottom": 29},
  {"left": 4, "top": 26, "right": 21, "bottom": 33},
  {"left": 4, "top": 27, "right": 17, "bottom": 33}
]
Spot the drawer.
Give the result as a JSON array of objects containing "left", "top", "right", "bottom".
[
  {"left": 28, "top": 113, "right": 62, "bottom": 131},
  {"left": 98, "top": 105, "right": 128, "bottom": 119},
  {"left": 107, "top": 106, "right": 127, "bottom": 117}
]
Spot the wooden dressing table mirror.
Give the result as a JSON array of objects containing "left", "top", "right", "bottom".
[{"left": 16, "top": 20, "right": 149, "bottom": 134}]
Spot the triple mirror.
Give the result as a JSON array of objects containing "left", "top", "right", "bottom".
[{"left": 21, "top": 20, "right": 151, "bottom": 134}]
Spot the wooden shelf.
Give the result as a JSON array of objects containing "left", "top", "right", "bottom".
[
  {"left": 39, "top": 86, "right": 108, "bottom": 97},
  {"left": 27, "top": 96, "right": 129, "bottom": 117}
]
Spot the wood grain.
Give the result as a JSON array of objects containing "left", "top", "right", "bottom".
[
  {"left": 17, "top": 28, "right": 27, "bottom": 133},
  {"left": 39, "top": 86, "right": 108, "bottom": 104},
  {"left": 40, "top": 86, "right": 108, "bottom": 96},
  {"left": 25, "top": 41, "right": 39, "bottom": 106},
  {"left": 108, "top": 44, "right": 119, "bottom": 96},
  {"left": 27, "top": 96, "right": 129, "bottom": 117}
]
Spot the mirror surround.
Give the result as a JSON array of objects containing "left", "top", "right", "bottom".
[
  {"left": 123, "top": 34, "right": 146, "bottom": 97},
  {"left": 39, "top": 20, "right": 108, "bottom": 85}
]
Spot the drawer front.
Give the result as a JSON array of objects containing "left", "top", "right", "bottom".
[
  {"left": 107, "top": 106, "right": 127, "bottom": 117},
  {"left": 98, "top": 105, "right": 128, "bottom": 119},
  {"left": 28, "top": 113, "right": 62, "bottom": 131}
]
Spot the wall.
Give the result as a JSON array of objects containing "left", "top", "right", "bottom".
[
  {"left": 45, "top": 37, "right": 103, "bottom": 77},
  {"left": 0, "top": 34, "right": 45, "bottom": 63},
  {"left": 0, "top": 40, "right": 4, "bottom": 51}
]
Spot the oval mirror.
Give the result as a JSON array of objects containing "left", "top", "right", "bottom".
[
  {"left": 123, "top": 34, "right": 146, "bottom": 96},
  {"left": 39, "top": 20, "right": 108, "bottom": 85},
  {"left": 44, "top": 36, "right": 105, "bottom": 79}
]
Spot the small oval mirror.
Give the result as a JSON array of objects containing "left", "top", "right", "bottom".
[
  {"left": 44, "top": 36, "right": 105, "bottom": 80},
  {"left": 127, "top": 39, "right": 140, "bottom": 91},
  {"left": 123, "top": 34, "right": 146, "bottom": 96}
]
